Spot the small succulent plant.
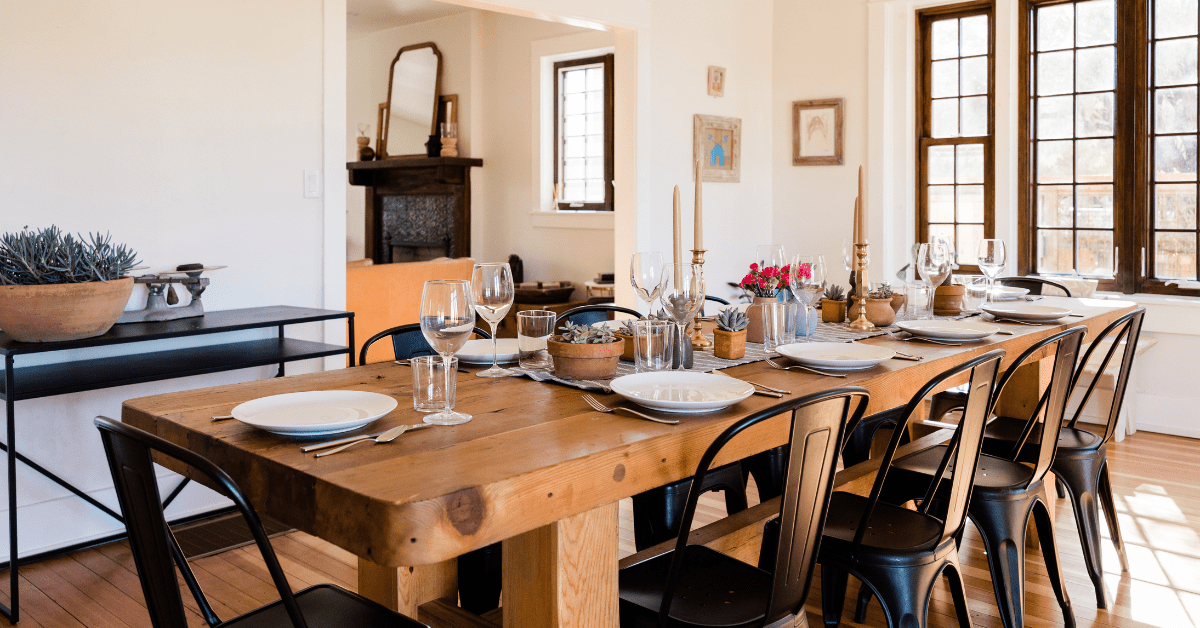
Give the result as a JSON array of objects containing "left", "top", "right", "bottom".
[
  {"left": 558, "top": 321, "right": 619, "bottom": 344},
  {"left": 867, "top": 282, "right": 894, "bottom": 299},
  {"left": 715, "top": 307, "right": 748, "bottom": 332},
  {"left": 617, "top": 319, "right": 637, "bottom": 336},
  {"left": 0, "top": 226, "right": 139, "bottom": 286},
  {"left": 823, "top": 284, "right": 846, "bottom": 301}
]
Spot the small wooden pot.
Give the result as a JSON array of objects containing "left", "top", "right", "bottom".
[
  {"left": 890, "top": 294, "right": 906, "bottom": 313},
  {"left": 614, "top": 332, "right": 637, "bottom": 362},
  {"left": 713, "top": 328, "right": 747, "bottom": 360},
  {"left": 933, "top": 285, "right": 965, "bottom": 316},
  {"left": 821, "top": 299, "right": 846, "bottom": 323},
  {"left": 547, "top": 337, "right": 623, "bottom": 380},
  {"left": 865, "top": 298, "right": 896, "bottom": 327},
  {"left": 744, "top": 296, "right": 777, "bottom": 344}
]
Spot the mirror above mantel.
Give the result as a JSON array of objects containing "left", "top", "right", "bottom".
[{"left": 377, "top": 42, "right": 442, "bottom": 159}]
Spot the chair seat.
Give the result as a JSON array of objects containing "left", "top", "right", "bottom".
[
  {"left": 893, "top": 446, "right": 1034, "bottom": 495},
  {"left": 619, "top": 545, "right": 771, "bottom": 628},
  {"left": 820, "top": 492, "right": 944, "bottom": 562},
  {"left": 983, "top": 416, "right": 1103, "bottom": 456},
  {"left": 221, "top": 584, "right": 425, "bottom": 627}
]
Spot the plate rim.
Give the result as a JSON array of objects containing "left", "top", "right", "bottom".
[
  {"left": 980, "top": 303, "right": 1071, "bottom": 320},
  {"left": 776, "top": 342, "right": 895, "bottom": 367},
  {"left": 896, "top": 319, "right": 999, "bottom": 339},
  {"left": 609, "top": 372, "right": 754, "bottom": 411}
]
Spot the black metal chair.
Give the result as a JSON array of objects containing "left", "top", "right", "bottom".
[
  {"left": 554, "top": 304, "right": 643, "bottom": 328},
  {"left": 94, "top": 416, "right": 428, "bottom": 628},
  {"left": 859, "top": 327, "right": 1087, "bottom": 628},
  {"left": 982, "top": 308, "right": 1146, "bottom": 609},
  {"left": 702, "top": 294, "right": 730, "bottom": 316},
  {"left": 819, "top": 349, "right": 1005, "bottom": 628},
  {"left": 358, "top": 323, "right": 491, "bottom": 365},
  {"left": 620, "top": 388, "right": 869, "bottom": 628},
  {"left": 996, "top": 276, "right": 1073, "bottom": 297}
]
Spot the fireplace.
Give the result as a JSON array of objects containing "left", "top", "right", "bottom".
[{"left": 347, "top": 157, "right": 483, "bottom": 264}]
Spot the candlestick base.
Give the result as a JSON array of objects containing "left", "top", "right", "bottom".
[{"left": 848, "top": 242, "right": 876, "bottom": 331}]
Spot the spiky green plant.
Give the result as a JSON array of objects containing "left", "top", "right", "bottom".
[
  {"left": 823, "top": 284, "right": 846, "bottom": 301},
  {"left": 867, "top": 282, "right": 893, "bottom": 299},
  {"left": 715, "top": 307, "right": 748, "bottom": 332},
  {"left": 0, "top": 226, "right": 138, "bottom": 286},
  {"left": 557, "top": 321, "right": 619, "bottom": 344}
]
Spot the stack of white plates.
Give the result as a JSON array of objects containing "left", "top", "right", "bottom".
[
  {"left": 610, "top": 372, "right": 754, "bottom": 414},
  {"left": 776, "top": 342, "right": 894, "bottom": 371},
  {"left": 231, "top": 390, "right": 397, "bottom": 437},
  {"left": 988, "top": 285, "right": 1029, "bottom": 301},
  {"left": 896, "top": 320, "right": 999, "bottom": 342},
  {"left": 980, "top": 303, "right": 1071, "bottom": 322},
  {"left": 455, "top": 338, "right": 520, "bottom": 364}
]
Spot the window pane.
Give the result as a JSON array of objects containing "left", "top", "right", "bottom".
[
  {"left": 563, "top": 182, "right": 584, "bottom": 201},
  {"left": 932, "top": 18, "right": 959, "bottom": 60},
  {"left": 929, "top": 145, "right": 956, "bottom": 184},
  {"left": 1156, "top": 38, "right": 1198, "bottom": 87},
  {"left": 1156, "top": 232, "right": 1198, "bottom": 279},
  {"left": 1037, "top": 4, "right": 1074, "bottom": 51},
  {"left": 564, "top": 93, "right": 584, "bottom": 115},
  {"left": 585, "top": 136, "right": 604, "bottom": 157},
  {"left": 1076, "top": 92, "right": 1114, "bottom": 137},
  {"left": 1157, "top": 0, "right": 1199, "bottom": 39},
  {"left": 932, "top": 60, "right": 959, "bottom": 98},
  {"left": 1076, "top": 230, "right": 1114, "bottom": 275},
  {"left": 1077, "top": 184, "right": 1114, "bottom": 228},
  {"left": 929, "top": 186, "right": 956, "bottom": 222},
  {"left": 1076, "top": 0, "right": 1116, "bottom": 47},
  {"left": 961, "top": 96, "right": 988, "bottom": 136},
  {"left": 956, "top": 144, "right": 984, "bottom": 183},
  {"left": 957, "top": 185, "right": 985, "bottom": 222},
  {"left": 957, "top": 224, "right": 985, "bottom": 265},
  {"left": 586, "top": 113, "right": 603, "bottom": 135},
  {"left": 585, "top": 158, "right": 604, "bottom": 179},
  {"left": 1038, "top": 51, "right": 1075, "bottom": 96},
  {"left": 1038, "top": 140, "right": 1074, "bottom": 183},
  {"left": 929, "top": 223, "right": 956, "bottom": 253},
  {"left": 1076, "top": 46, "right": 1115, "bottom": 93},
  {"left": 1156, "top": 87, "right": 1198, "bottom": 134},
  {"left": 1037, "top": 229, "right": 1075, "bottom": 273},
  {"left": 585, "top": 180, "right": 605, "bottom": 202},
  {"left": 1076, "top": 138, "right": 1114, "bottom": 181},
  {"left": 961, "top": 57, "right": 988, "bottom": 96},
  {"left": 961, "top": 16, "right": 989, "bottom": 56},
  {"left": 1155, "top": 183, "right": 1199, "bottom": 229},
  {"left": 1155, "top": 135, "right": 1199, "bottom": 181},
  {"left": 564, "top": 137, "right": 584, "bottom": 158},
  {"left": 1038, "top": 96, "right": 1074, "bottom": 139},
  {"left": 564, "top": 114, "right": 585, "bottom": 137},
  {"left": 1038, "top": 185, "right": 1075, "bottom": 228},
  {"left": 586, "top": 91, "right": 603, "bottom": 114},
  {"left": 932, "top": 99, "right": 959, "bottom": 137},
  {"left": 586, "top": 67, "right": 603, "bottom": 91},
  {"left": 563, "top": 69, "right": 585, "bottom": 94},
  {"left": 564, "top": 158, "right": 584, "bottom": 179}
]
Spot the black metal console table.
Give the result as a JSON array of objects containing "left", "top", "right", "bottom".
[{"left": 0, "top": 305, "right": 355, "bottom": 622}]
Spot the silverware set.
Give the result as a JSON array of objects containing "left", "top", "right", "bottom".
[
  {"left": 764, "top": 357, "right": 847, "bottom": 378},
  {"left": 885, "top": 330, "right": 962, "bottom": 346},
  {"left": 581, "top": 394, "right": 679, "bottom": 425},
  {"left": 302, "top": 423, "right": 434, "bottom": 456}
]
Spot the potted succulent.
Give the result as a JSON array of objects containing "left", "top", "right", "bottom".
[
  {"left": 614, "top": 319, "right": 638, "bottom": 362},
  {"left": 738, "top": 262, "right": 792, "bottom": 343},
  {"left": 712, "top": 307, "right": 749, "bottom": 359},
  {"left": 547, "top": 321, "right": 624, "bottom": 380},
  {"left": 0, "top": 226, "right": 138, "bottom": 342},
  {"left": 864, "top": 284, "right": 897, "bottom": 327},
  {"left": 820, "top": 284, "right": 847, "bottom": 323}
]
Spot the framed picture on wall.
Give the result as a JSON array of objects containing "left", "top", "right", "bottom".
[
  {"left": 792, "top": 98, "right": 844, "bottom": 166},
  {"left": 707, "top": 66, "right": 726, "bottom": 97},
  {"left": 694, "top": 114, "right": 741, "bottom": 183}
]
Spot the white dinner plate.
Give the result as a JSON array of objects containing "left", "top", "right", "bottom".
[
  {"left": 455, "top": 338, "right": 520, "bottom": 364},
  {"left": 610, "top": 372, "right": 754, "bottom": 414},
  {"left": 988, "top": 285, "right": 1029, "bottom": 301},
  {"left": 231, "top": 390, "right": 397, "bottom": 437},
  {"left": 776, "top": 342, "right": 895, "bottom": 370},
  {"left": 896, "top": 320, "right": 999, "bottom": 341},
  {"left": 980, "top": 303, "right": 1072, "bottom": 322}
]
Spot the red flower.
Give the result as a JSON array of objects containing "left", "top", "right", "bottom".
[{"left": 749, "top": 263, "right": 759, "bottom": 272}]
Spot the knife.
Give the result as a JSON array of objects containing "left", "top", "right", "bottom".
[{"left": 300, "top": 424, "right": 432, "bottom": 452}]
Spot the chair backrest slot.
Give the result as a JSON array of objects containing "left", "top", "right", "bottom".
[
  {"left": 358, "top": 322, "right": 491, "bottom": 364},
  {"left": 1065, "top": 308, "right": 1145, "bottom": 447}
]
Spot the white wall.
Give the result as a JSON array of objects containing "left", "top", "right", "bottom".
[{"left": 0, "top": 0, "right": 339, "bottom": 560}]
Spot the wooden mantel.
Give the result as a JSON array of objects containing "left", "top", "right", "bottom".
[{"left": 347, "top": 157, "right": 483, "bottom": 263}]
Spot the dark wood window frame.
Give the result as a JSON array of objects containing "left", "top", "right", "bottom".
[
  {"left": 552, "top": 54, "right": 615, "bottom": 212},
  {"left": 916, "top": 1, "right": 997, "bottom": 275}
]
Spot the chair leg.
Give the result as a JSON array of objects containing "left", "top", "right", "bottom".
[
  {"left": 1097, "top": 461, "right": 1130, "bottom": 572},
  {"left": 1055, "top": 455, "right": 1109, "bottom": 609},
  {"left": 861, "top": 565, "right": 937, "bottom": 628},
  {"left": 1056, "top": 476, "right": 1067, "bottom": 499},
  {"left": 457, "top": 543, "right": 502, "bottom": 615},
  {"left": 853, "top": 585, "right": 873, "bottom": 623},
  {"left": 743, "top": 446, "right": 788, "bottom": 501},
  {"left": 821, "top": 564, "right": 849, "bottom": 628},
  {"left": 1032, "top": 499, "right": 1075, "bottom": 628},
  {"left": 631, "top": 484, "right": 688, "bottom": 551},
  {"left": 943, "top": 562, "right": 975, "bottom": 628},
  {"left": 967, "top": 504, "right": 1028, "bottom": 628}
]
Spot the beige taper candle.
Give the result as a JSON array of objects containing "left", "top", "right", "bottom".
[
  {"left": 673, "top": 185, "right": 683, "bottom": 286},
  {"left": 694, "top": 158, "right": 704, "bottom": 251}
]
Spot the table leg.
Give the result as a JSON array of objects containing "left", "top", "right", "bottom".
[
  {"left": 358, "top": 557, "right": 457, "bottom": 618},
  {"left": 502, "top": 501, "right": 619, "bottom": 628}
]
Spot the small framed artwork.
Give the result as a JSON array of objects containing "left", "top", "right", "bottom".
[
  {"left": 694, "top": 114, "right": 741, "bottom": 183},
  {"left": 792, "top": 98, "right": 844, "bottom": 166},
  {"left": 707, "top": 66, "right": 726, "bottom": 97}
]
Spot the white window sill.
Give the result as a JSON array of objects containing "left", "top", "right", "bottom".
[
  {"left": 530, "top": 210, "right": 614, "bottom": 230},
  {"left": 1094, "top": 291, "right": 1200, "bottom": 336}
]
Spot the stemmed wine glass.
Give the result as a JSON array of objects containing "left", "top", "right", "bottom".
[
  {"left": 756, "top": 245, "right": 787, "bottom": 271},
  {"left": 419, "top": 280, "right": 475, "bottom": 424},
  {"left": 918, "top": 241, "right": 952, "bottom": 318},
  {"left": 471, "top": 263, "right": 515, "bottom": 378},
  {"left": 661, "top": 263, "right": 705, "bottom": 369},
  {"left": 630, "top": 252, "right": 666, "bottom": 312},
  {"left": 789, "top": 254, "right": 826, "bottom": 342},
  {"left": 977, "top": 239, "right": 1007, "bottom": 304}
]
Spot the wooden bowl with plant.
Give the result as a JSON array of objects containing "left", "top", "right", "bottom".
[
  {"left": 713, "top": 307, "right": 748, "bottom": 360},
  {"left": 547, "top": 321, "right": 625, "bottom": 380}
]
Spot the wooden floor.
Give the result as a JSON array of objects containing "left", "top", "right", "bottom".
[{"left": 0, "top": 431, "right": 1196, "bottom": 628}]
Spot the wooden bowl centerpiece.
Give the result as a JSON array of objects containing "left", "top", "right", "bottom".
[{"left": 547, "top": 321, "right": 624, "bottom": 380}]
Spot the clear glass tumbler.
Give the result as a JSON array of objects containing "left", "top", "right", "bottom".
[
  {"left": 517, "top": 310, "right": 555, "bottom": 370},
  {"left": 632, "top": 320, "right": 674, "bottom": 373},
  {"left": 410, "top": 355, "right": 457, "bottom": 412},
  {"left": 761, "top": 302, "right": 797, "bottom": 352}
]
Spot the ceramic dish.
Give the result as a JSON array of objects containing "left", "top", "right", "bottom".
[
  {"left": 980, "top": 302, "right": 1072, "bottom": 322},
  {"left": 988, "top": 285, "right": 1029, "bottom": 301},
  {"left": 455, "top": 338, "right": 520, "bottom": 364},
  {"left": 776, "top": 342, "right": 895, "bottom": 370},
  {"left": 896, "top": 320, "right": 1000, "bottom": 341},
  {"left": 609, "top": 372, "right": 754, "bottom": 414},
  {"left": 231, "top": 390, "right": 397, "bottom": 437}
]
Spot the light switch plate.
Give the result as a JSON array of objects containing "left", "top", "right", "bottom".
[{"left": 304, "top": 170, "right": 322, "bottom": 198}]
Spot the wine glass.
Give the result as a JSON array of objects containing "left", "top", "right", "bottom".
[
  {"left": 471, "top": 263, "right": 515, "bottom": 378},
  {"left": 918, "top": 242, "right": 952, "bottom": 318},
  {"left": 756, "top": 244, "right": 787, "bottom": 271},
  {"left": 630, "top": 252, "right": 666, "bottom": 312},
  {"left": 419, "top": 280, "right": 475, "bottom": 424},
  {"left": 977, "top": 239, "right": 1007, "bottom": 304},
  {"left": 789, "top": 254, "right": 826, "bottom": 342},
  {"left": 661, "top": 264, "right": 705, "bottom": 369}
]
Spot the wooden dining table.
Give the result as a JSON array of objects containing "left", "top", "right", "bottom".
[{"left": 122, "top": 295, "right": 1138, "bottom": 628}]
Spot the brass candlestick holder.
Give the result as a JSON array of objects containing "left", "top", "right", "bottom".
[
  {"left": 848, "top": 242, "right": 876, "bottom": 331},
  {"left": 690, "top": 249, "right": 713, "bottom": 350}
]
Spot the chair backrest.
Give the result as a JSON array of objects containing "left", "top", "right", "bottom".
[
  {"left": 94, "top": 417, "right": 310, "bottom": 628},
  {"left": 658, "top": 388, "right": 870, "bottom": 626},
  {"left": 702, "top": 294, "right": 731, "bottom": 316},
  {"left": 358, "top": 323, "right": 491, "bottom": 364},
  {"left": 996, "top": 276, "right": 1072, "bottom": 297},
  {"left": 554, "top": 304, "right": 642, "bottom": 328},
  {"left": 857, "top": 349, "right": 1005, "bottom": 550},
  {"left": 1065, "top": 308, "right": 1146, "bottom": 448}
]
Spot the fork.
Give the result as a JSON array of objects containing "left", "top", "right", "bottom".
[
  {"left": 711, "top": 369, "right": 790, "bottom": 395},
  {"left": 989, "top": 317, "right": 1044, "bottom": 326},
  {"left": 764, "top": 357, "right": 847, "bottom": 378},
  {"left": 581, "top": 394, "right": 679, "bottom": 425},
  {"left": 885, "top": 331, "right": 962, "bottom": 346}
]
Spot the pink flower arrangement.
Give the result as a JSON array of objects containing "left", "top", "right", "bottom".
[{"left": 739, "top": 262, "right": 811, "bottom": 297}]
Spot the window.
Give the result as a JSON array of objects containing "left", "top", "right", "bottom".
[
  {"left": 553, "top": 54, "right": 614, "bottom": 211},
  {"left": 917, "top": 3, "right": 995, "bottom": 272}
]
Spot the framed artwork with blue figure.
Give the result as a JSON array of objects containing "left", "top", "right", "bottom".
[{"left": 693, "top": 114, "right": 741, "bottom": 183}]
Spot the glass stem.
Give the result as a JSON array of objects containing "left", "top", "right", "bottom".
[
  {"left": 927, "top": 286, "right": 936, "bottom": 318},
  {"left": 443, "top": 353, "right": 453, "bottom": 413},
  {"left": 676, "top": 322, "right": 687, "bottom": 369},
  {"left": 490, "top": 322, "right": 499, "bottom": 370},
  {"left": 986, "top": 276, "right": 994, "bottom": 304}
]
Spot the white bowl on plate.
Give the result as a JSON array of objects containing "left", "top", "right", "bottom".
[
  {"left": 456, "top": 338, "right": 520, "bottom": 364},
  {"left": 609, "top": 372, "right": 754, "bottom": 414},
  {"left": 896, "top": 320, "right": 999, "bottom": 341},
  {"left": 776, "top": 342, "right": 894, "bottom": 370},
  {"left": 981, "top": 302, "right": 1071, "bottom": 322},
  {"left": 232, "top": 390, "right": 397, "bottom": 437}
]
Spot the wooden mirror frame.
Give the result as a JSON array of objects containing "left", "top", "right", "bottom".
[{"left": 378, "top": 42, "right": 443, "bottom": 160}]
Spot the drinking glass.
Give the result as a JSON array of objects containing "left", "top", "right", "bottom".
[
  {"left": 962, "top": 277, "right": 988, "bottom": 312},
  {"left": 917, "top": 242, "right": 952, "bottom": 318},
  {"left": 905, "top": 282, "right": 931, "bottom": 320},
  {"left": 761, "top": 302, "right": 798, "bottom": 352},
  {"left": 977, "top": 239, "right": 1007, "bottom": 303},
  {"left": 517, "top": 310, "right": 555, "bottom": 370},
  {"left": 789, "top": 254, "right": 826, "bottom": 342},
  {"left": 630, "top": 252, "right": 666, "bottom": 311},
  {"left": 756, "top": 244, "right": 787, "bottom": 271},
  {"left": 471, "top": 263, "right": 515, "bottom": 378},
  {"left": 419, "top": 279, "right": 475, "bottom": 424},
  {"left": 632, "top": 320, "right": 674, "bottom": 373},
  {"left": 410, "top": 355, "right": 457, "bottom": 412},
  {"left": 661, "top": 263, "right": 705, "bottom": 370}
]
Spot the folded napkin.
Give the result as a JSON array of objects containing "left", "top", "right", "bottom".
[{"left": 509, "top": 367, "right": 612, "bottom": 393}]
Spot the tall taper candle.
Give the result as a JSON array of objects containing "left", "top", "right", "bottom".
[
  {"left": 673, "top": 185, "right": 683, "bottom": 285},
  {"left": 694, "top": 158, "right": 704, "bottom": 251},
  {"left": 853, "top": 196, "right": 862, "bottom": 245},
  {"left": 856, "top": 165, "right": 865, "bottom": 242}
]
